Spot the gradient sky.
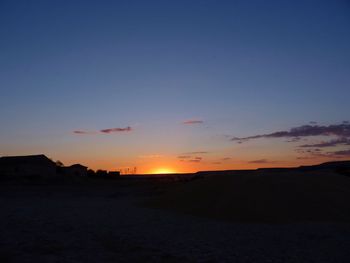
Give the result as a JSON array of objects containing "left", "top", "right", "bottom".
[{"left": 1, "top": 0, "right": 350, "bottom": 173}]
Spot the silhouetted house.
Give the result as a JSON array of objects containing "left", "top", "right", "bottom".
[
  {"left": 96, "top": 170, "right": 108, "bottom": 177},
  {"left": 64, "top": 164, "right": 88, "bottom": 176},
  {"left": 108, "top": 171, "right": 120, "bottom": 177},
  {"left": 0, "top": 154, "right": 56, "bottom": 177}
]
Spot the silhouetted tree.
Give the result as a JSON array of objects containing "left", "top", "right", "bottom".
[
  {"left": 87, "top": 169, "right": 96, "bottom": 177},
  {"left": 55, "top": 160, "right": 64, "bottom": 167},
  {"left": 55, "top": 160, "right": 64, "bottom": 174}
]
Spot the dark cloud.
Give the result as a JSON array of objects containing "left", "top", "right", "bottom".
[
  {"left": 232, "top": 123, "right": 350, "bottom": 143},
  {"left": 221, "top": 157, "right": 231, "bottom": 161},
  {"left": 183, "top": 120, "right": 204, "bottom": 125},
  {"left": 100, "top": 126, "right": 132, "bottom": 133},
  {"left": 299, "top": 138, "right": 350, "bottom": 148},
  {"left": 248, "top": 159, "right": 269, "bottom": 164},
  {"left": 212, "top": 162, "right": 222, "bottom": 164}
]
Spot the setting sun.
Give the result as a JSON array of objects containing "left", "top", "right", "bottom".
[
  {"left": 1, "top": 1, "right": 349, "bottom": 262},
  {"left": 150, "top": 168, "right": 176, "bottom": 174}
]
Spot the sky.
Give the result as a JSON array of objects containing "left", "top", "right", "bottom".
[{"left": 0, "top": 0, "right": 350, "bottom": 174}]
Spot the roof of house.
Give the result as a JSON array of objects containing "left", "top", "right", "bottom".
[{"left": 0, "top": 154, "right": 55, "bottom": 165}]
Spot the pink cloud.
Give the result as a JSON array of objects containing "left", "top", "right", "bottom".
[
  {"left": 100, "top": 126, "right": 132, "bottom": 133},
  {"left": 73, "top": 130, "right": 89, "bottom": 134},
  {"left": 73, "top": 130, "right": 95, "bottom": 135},
  {"left": 232, "top": 123, "right": 350, "bottom": 143},
  {"left": 183, "top": 120, "right": 204, "bottom": 125},
  {"left": 74, "top": 126, "right": 132, "bottom": 135}
]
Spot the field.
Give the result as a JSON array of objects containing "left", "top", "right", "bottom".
[{"left": 0, "top": 170, "right": 350, "bottom": 262}]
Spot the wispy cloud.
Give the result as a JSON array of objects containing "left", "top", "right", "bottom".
[
  {"left": 296, "top": 147, "right": 350, "bottom": 159},
  {"left": 188, "top": 159, "right": 202, "bottom": 163},
  {"left": 296, "top": 156, "right": 314, "bottom": 160},
  {"left": 232, "top": 123, "right": 350, "bottom": 143},
  {"left": 73, "top": 130, "right": 92, "bottom": 135},
  {"left": 138, "top": 154, "right": 162, "bottom": 159},
  {"left": 285, "top": 137, "right": 302, "bottom": 143},
  {"left": 184, "top": 151, "right": 208, "bottom": 154},
  {"left": 100, "top": 126, "right": 132, "bottom": 133},
  {"left": 74, "top": 126, "right": 132, "bottom": 135},
  {"left": 331, "top": 149, "right": 350, "bottom": 157},
  {"left": 177, "top": 155, "right": 191, "bottom": 159},
  {"left": 236, "top": 122, "right": 350, "bottom": 160},
  {"left": 299, "top": 137, "right": 350, "bottom": 148},
  {"left": 296, "top": 148, "right": 322, "bottom": 155},
  {"left": 178, "top": 156, "right": 203, "bottom": 163},
  {"left": 178, "top": 151, "right": 208, "bottom": 162},
  {"left": 183, "top": 120, "right": 204, "bottom": 125},
  {"left": 248, "top": 159, "right": 269, "bottom": 164}
]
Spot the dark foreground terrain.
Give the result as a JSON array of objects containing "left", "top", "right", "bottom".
[{"left": 1, "top": 167, "right": 350, "bottom": 262}]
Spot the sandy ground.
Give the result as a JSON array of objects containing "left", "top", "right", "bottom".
[
  {"left": 147, "top": 170, "right": 350, "bottom": 223},
  {"left": 0, "top": 176, "right": 350, "bottom": 262}
]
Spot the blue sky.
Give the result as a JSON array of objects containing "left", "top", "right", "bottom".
[{"left": 1, "top": 0, "right": 349, "bottom": 173}]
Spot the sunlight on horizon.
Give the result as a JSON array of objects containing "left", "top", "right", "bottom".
[{"left": 149, "top": 167, "right": 177, "bottom": 174}]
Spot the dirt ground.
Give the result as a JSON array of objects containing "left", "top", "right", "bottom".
[
  {"left": 147, "top": 170, "right": 350, "bottom": 223},
  {"left": 0, "top": 175, "right": 350, "bottom": 262}
]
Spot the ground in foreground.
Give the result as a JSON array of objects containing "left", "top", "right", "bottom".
[{"left": 0, "top": 172, "right": 349, "bottom": 262}]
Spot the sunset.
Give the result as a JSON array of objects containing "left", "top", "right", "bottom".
[
  {"left": 1, "top": 0, "right": 350, "bottom": 262},
  {"left": 150, "top": 168, "right": 176, "bottom": 175},
  {"left": 1, "top": 1, "right": 349, "bottom": 174}
]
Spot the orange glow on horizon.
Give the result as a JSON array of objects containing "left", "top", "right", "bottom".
[
  {"left": 58, "top": 153, "right": 342, "bottom": 175},
  {"left": 148, "top": 167, "right": 177, "bottom": 174}
]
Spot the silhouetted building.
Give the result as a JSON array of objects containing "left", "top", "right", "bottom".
[
  {"left": 0, "top": 154, "right": 56, "bottom": 177},
  {"left": 108, "top": 171, "right": 120, "bottom": 177},
  {"left": 64, "top": 164, "right": 88, "bottom": 176},
  {"left": 96, "top": 170, "right": 108, "bottom": 177}
]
